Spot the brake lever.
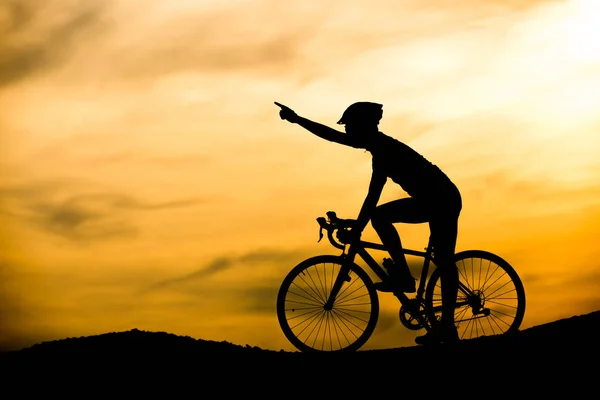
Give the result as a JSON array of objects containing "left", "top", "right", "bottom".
[
  {"left": 316, "top": 217, "right": 326, "bottom": 242},
  {"left": 326, "top": 211, "right": 337, "bottom": 222}
]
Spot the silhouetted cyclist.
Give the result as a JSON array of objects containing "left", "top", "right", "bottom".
[{"left": 275, "top": 101, "right": 462, "bottom": 345}]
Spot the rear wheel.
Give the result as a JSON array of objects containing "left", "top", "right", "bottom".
[
  {"left": 277, "top": 255, "right": 379, "bottom": 352},
  {"left": 425, "top": 250, "right": 526, "bottom": 340}
]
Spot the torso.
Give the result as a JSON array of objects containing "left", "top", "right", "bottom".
[{"left": 369, "top": 132, "right": 458, "bottom": 199}]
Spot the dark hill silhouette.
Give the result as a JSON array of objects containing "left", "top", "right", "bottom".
[{"left": 1, "top": 310, "right": 598, "bottom": 395}]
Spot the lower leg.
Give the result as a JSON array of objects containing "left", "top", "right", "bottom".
[
  {"left": 415, "top": 256, "right": 459, "bottom": 345},
  {"left": 429, "top": 215, "right": 460, "bottom": 329},
  {"left": 370, "top": 198, "right": 427, "bottom": 278},
  {"left": 371, "top": 219, "right": 411, "bottom": 276},
  {"left": 438, "top": 259, "right": 459, "bottom": 328}
]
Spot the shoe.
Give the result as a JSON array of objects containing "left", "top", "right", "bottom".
[
  {"left": 415, "top": 324, "right": 459, "bottom": 346},
  {"left": 373, "top": 276, "right": 416, "bottom": 293},
  {"left": 374, "top": 258, "right": 416, "bottom": 293}
]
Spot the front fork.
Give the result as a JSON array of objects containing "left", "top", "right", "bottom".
[{"left": 324, "top": 254, "right": 353, "bottom": 311}]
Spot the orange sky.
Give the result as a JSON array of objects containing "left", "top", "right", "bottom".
[{"left": 1, "top": 0, "right": 599, "bottom": 351}]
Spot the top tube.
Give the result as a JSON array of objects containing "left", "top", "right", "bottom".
[
  {"left": 318, "top": 211, "right": 432, "bottom": 258},
  {"left": 356, "top": 239, "right": 429, "bottom": 258}
]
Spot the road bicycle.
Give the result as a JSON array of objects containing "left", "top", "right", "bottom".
[{"left": 276, "top": 211, "right": 526, "bottom": 352}]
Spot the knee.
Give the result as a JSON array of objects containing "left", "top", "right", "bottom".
[
  {"left": 370, "top": 207, "right": 388, "bottom": 230},
  {"left": 436, "top": 256, "right": 458, "bottom": 277}
]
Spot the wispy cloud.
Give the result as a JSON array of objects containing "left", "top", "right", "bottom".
[
  {"left": 1, "top": 0, "right": 558, "bottom": 91},
  {"left": 0, "top": 181, "right": 201, "bottom": 242},
  {"left": 0, "top": 0, "right": 109, "bottom": 88},
  {"left": 241, "top": 285, "right": 279, "bottom": 314},
  {"left": 105, "top": 0, "right": 560, "bottom": 85},
  {"left": 145, "top": 248, "right": 308, "bottom": 291}
]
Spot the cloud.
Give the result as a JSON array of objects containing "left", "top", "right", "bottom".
[
  {"left": 241, "top": 285, "right": 280, "bottom": 314},
  {"left": 114, "top": 0, "right": 557, "bottom": 82},
  {"left": 46, "top": 1, "right": 332, "bottom": 86},
  {"left": 146, "top": 248, "right": 434, "bottom": 317},
  {"left": 0, "top": 0, "right": 109, "bottom": 88},
  {"left": 1, "top": 0, "right": 558, "bottom": 91},
  {"left": 0, "top": 181, "right": 201, "bottom": 242},
  {"left": 46, "top": 147, "right": 214, "bottom": 169},
  {"left": 146, "top": 248, "right": 307, "bottom": 291},
  {"left": 113, "top": 16, "right": 310, "bottom": 79},
  {"left": 577, "top": 297, "right": 600, "bottom": 313},
  {"left": 561, "top": 268, "right": 600, "bottom": 293},
  {"left": 518, "top": 265, "right": 600, "bottom": 301}
]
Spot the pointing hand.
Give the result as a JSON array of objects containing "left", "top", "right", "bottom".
[{"left": 274, "top": 102, "right": 299, "bottom": 123}]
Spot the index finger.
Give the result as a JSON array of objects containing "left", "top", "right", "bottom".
[{"left": 274, "top": 101, "right": 286, "bottom": 109}]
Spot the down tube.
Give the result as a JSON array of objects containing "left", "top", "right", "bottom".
[{"left": 356, "top": 247, "right": 388, "bottom": 282}]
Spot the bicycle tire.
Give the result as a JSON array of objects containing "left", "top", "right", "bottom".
[
  {"left": 277, "top": 255, "right": 379, "bottom": 352},
  {"left": 424, "top": 250, "right": 526, "bottom": 340}
]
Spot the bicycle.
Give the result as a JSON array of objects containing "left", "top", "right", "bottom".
[{"left": 276, "top": 211, "right": 526, "bottom": 352}]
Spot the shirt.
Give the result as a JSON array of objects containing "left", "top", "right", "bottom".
[{"left": 369, "top": 132, "right": 456, "bottom": 199}]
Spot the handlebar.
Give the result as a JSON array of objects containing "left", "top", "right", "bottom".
[{"left": 316, "top": 211, "right": 355, "bottom": 250}]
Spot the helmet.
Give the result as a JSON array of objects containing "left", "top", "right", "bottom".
[{"left": 337, "top": 102, "right": 383, "bottom": 125}]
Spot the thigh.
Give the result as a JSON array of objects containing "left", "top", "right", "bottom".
[{"left": 373, "top": 197, "right": 429, "bottom": 224}]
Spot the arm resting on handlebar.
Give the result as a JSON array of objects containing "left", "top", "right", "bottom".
[{"left": 354, "top": 170, "right": 386, "bottom": 232}]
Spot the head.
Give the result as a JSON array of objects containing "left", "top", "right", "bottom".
[{"left": 337, "top": 102, "right": 383, "bottom": 147}]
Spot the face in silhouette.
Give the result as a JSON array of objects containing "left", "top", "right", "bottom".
[{"left": 344, "top": 121, "right": 379, "bottom": 149}]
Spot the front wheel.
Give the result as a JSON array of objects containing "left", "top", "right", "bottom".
[
  {"left": 277, "top": 255, "right": 379, "bottom": 352},
  {"left": 425, "top": 250, "right": 526, "bottom": 340}
]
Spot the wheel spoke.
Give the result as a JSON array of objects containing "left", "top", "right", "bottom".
[
  {"left": 330, "top": 309, "right": 362, "bottom": 339},
  {"left": 284, "top": 305, "right": 322, "bottom": 315},
  {"left": 286, "top": 286, "right": 323, "bottom": 306},
  {"left": 334, "top": 305, "right": 373, "bottom": 314},
  {"left": 336, "top": 286, "right": 370, "bottom": 306},
  {"left": 329, "top": 311, "right": 344, "bottom": 350},
  {"left": 332, "top": 306, "right": 371, "bottom": 326},
  {"left": 295, "top": 273, "right": 325, "bottom": 304},
  {"left": 334, "top": 274, "right": 364, "bottom": 303},
  {"left": 484, "top": 279, "right": 515, "bottom": 299},
  {"left": 457, "top": 259, "right": 474, "bottom": 291},
  {"left": 290, "top": 308, "right": 324, "bottom": 335},
  {"left": 315, "top": 264, "right": 327, "bottom": 301}
]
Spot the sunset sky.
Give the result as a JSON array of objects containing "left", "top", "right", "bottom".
[{"left": 1, "top": 0, "right": 599, "bottom": 351}]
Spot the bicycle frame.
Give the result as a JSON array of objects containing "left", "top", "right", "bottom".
[
  {"left": 320, "top": 215, "right": 475, "bottom": 328},
  {"left": 325, "top": 236, "right": 435, "bottom": 316}
]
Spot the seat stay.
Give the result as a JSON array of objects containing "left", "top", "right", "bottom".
[{"left": 458, "top": 281, "right": 474, "bottom": 296}]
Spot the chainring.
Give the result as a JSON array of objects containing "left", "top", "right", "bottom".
[{"left": 399, "top": 299, "right": 429, "bottom": 331}]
